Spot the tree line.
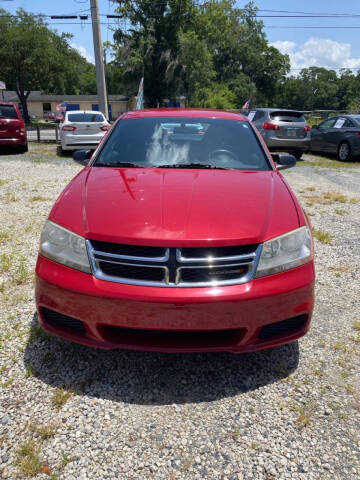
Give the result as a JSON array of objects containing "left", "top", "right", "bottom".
[{"left": 1, "top": 2, "right": 359, "bottom": 123}]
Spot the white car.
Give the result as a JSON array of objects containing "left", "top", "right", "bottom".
[{"left": 60, "top": 110, "right": 111, "bottom": 152}]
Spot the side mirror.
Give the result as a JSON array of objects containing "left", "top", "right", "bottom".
[
  {"left": 272, "top": 153, "right": 297, "bottom": 170},
  {"left": 73, "top": 149, "right": 92, "bottom": 165}
]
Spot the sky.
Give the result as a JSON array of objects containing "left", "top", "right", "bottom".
[{"left": 2, "top": 0, "right": 360, "bottom": 74}]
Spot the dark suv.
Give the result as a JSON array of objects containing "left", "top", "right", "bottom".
[
  {"left": 0, "top": 102, "right": 28, "bottom": 152},
  {"left": 245, "top": 108, "right": 311, "bottom": 159}
]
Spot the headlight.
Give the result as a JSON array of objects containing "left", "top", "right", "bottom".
[
  {"left": 255, "top": 226, "right": 312, "bottom": 278},
  {"left": 40, "top": 220, "right": 91, "bottom": 273}
]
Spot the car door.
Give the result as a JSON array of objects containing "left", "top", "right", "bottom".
[
  {"left": 323, "top": 117, "right": 352, "bottom": 153},
  {"left": 311, "top": 117, "right": 337, "bottom": 152}
]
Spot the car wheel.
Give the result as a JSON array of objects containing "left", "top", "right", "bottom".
[
  {"left": 17, "top": 143, "right": 28, "bottom": 153},
  {"left": 337, "top": 142, "right": 351, "bottom": 161},
  {"left": 292, "top": 151, "right": 303, "bottom": 160}
]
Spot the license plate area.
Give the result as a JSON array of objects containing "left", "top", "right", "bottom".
[{"left": 287, "top": 128, "right": 296, "bottom": 137}]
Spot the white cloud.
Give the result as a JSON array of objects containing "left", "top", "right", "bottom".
[
  {"left": 70, "top": 43, "right": 94, "bottom": 64},
  {"left": 271, "top": 37, "right": 360, "bottom": 72}
]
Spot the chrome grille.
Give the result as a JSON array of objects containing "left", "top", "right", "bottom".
[{"left": 87, "top": 240, "right": 261, "bottom": 287}]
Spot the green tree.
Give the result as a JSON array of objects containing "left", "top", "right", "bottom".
[{"left": 0, "top": 8, "right": 96, "bottom": 122}]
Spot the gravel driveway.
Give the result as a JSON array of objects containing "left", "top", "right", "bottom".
[{"left": 0, "top": 145, "right": 359, "bottom": 480}]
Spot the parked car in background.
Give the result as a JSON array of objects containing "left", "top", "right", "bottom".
[
  {"left": 0, "top": 102, "right": 28, "bottom": 153},
  {"left": 246, "top": 108, "right": 311, "bottom": 159},
  {"left": 59, "top": 110, "right": 110, "bottom": 153},
  {"left": 36, "top": 109, "right": 315, "bottom": 354},
  {"left": 310, "top": 115, "right": 360, "bottom": 161}
]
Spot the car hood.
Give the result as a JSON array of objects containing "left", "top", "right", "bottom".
[{"left": 50, "top": 167, "right": 300, "bottom": 246}]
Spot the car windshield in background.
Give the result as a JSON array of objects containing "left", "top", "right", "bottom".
[
  {"left": 94, "top": 117, "right": 270, "bottom": 171},
  {"left": 0, "top": 106, "right": 18, "bottom": 119},
  {"left": 270, "top": 111, "right": 305, "bottom": 123},
  {"left": 67, "top": 113, "right": 105, "bottom": 122},
  {"left": 351, "top": 115, "right": 360, "bottom": 124}
]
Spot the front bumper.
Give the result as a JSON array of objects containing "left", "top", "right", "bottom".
[{"left": 35, "top": 255, "right": 315, "bottom": 353}]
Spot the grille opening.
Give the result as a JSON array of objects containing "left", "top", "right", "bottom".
[
  {"left": 41, "top": 308, "right": 86, "bottom": 334},
  {"left": 258, "top": 315, "right": 307, "bottom": 340},
  {"left": 91, "top": 240, "right": 166, "bottom": 258},
  {"left": 99, "top": 262, "right": 165, "bottom": 282},
  {"left": 180, "top": 265, "right": 247, "bottom": 283},
  {"left": 180, "top": 245, "right": 257, "bottom": 259},
  {"left": 99, "top": 325, "right": 245, "bottom": 349}
]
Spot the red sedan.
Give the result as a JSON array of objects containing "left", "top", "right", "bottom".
[
  {"left": 35, "top": 109, "right": 315, "bottom": 353},
  {"left": 0, "top": 102, "right": 28, "bottom": 152}
]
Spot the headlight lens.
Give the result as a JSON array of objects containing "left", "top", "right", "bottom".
[
  {"left": 255, "top": 226, "right": 312, "bottom": 278},
  {"left": 40, "top": 221, "right": 91, "bottom": 273}
]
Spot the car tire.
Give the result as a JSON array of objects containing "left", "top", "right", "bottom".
[
  {"left": 292, "top": 151, "right": 303, "bottom": 160},
  {"left": 18, "top": 143, "right": 28, "bottom": 153},
  {"left": 337, "top": 142, "right": 351, "bottom": 161}
]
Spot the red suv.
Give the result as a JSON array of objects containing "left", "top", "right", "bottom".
[
  {"left": 0, "top": 102, "right": 28, "bottom": 152},
  {"left": 35, "top": 109, "right": 315, "bottom": 353}
]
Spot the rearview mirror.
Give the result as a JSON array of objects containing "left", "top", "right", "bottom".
[
  {"left": 73, "top": 149, "right": 92, "bottom": 165},
  {"left": 272, "top": 153, "right": 296, "bottom": 170}
]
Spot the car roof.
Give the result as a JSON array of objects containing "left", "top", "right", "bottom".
[
  {"left": 123, "top": 108, "right": 247, "bottom": 121},
  {"left": 0, "top": 102, "right": 16, "bottom": 106},
  {"left": 248, "top": 108, "right": 304, "bottom": 113},
  {"left": 66, "top": 110, "right": 104, "bottom": 115}
]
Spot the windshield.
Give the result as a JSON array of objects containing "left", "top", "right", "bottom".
[
  {"left": 0, "top": 105, "right": 18, "bottom": 119},
  {"left": 94, "top": 117, "right": 270, "bottom": 170},
  {"left": 270, "top": 111, "right": 305, "bottom": 123},
  {"left": 67, "top": 113, "right": 105, "bottom": 122}
]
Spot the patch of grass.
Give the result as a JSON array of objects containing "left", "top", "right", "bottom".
[
  {"left": 26, "top": 364, "right": 37, "bottom": 378},
  {"left": 12, "top": 259, "right": 32, "bottom": 285},
  {"left": 60, "top": 453, "right": 74, "bottom": 468},
  {"left": 299, "top": 156, "right": 360, "bottom": 169},
  {"left": 349, "top": 197, "right": 359, "bottom": 204},
  {"left": 1, "top": 378, "right": 14, "bottom": 388},
  {"left": 334, "top": 208, "right": 349, "bottom": 216},
  {"left": 0, "top": 179, "right": 9, "bottom": 187},
  {"left": 0, "top": 231, "right": 11, "bottom": 242},
  {"left": 29, "top": 324, "right": 48, "bottom": 344},
  {"left": 225, "top": 429, "right": 240, "bottom": 439},
  {"left": 4, "top": 192, "right": 18, "bottom": 202},
  {"left": 312, "top": 228, "right": 334, "bottom": 244},
  {"left": 25, "top": 224, "right": 33, "bottom": 233},
  {"left": 15, "top": 441, "right": 41, "bottom": 477},
  {"left": 0, "top": 365, "right": 7, "bottom": 375},
  {"left": 329, "top": 265, "right": 354, "bottom": 277},
  {"left": 297, "top": 406, "right": 312, "bottom": 428},
  {"left": 305, "top": 191, "right": 350, "bottom": 206},
  {"left": 51, "top": 388, "right": 72, "bottom": 410},
  {"left": 353, "top": 320, "right": 360, "bottom": 332},
  {"left": 0, "top": 252, "right": 15, "bottom": 272},
  {"left": 28, "top": 422, "right": 57, "bottom": 440},
  {"left": 9, "top": 292, "right": 29, "bottom": 305},
  {"left": 250, "top": 442, "right": 258, "bottom": 450},
  {"left": 29, "top": 195, "right": 50, "bottom": 202}
]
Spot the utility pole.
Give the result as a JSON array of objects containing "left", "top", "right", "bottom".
[{"left": 90, "top": 0, "right": 109, "bottom": 120}]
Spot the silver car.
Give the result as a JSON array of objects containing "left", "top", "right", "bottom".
[
  {"left": 246, "top": 108, "right": 311, "bottom": 159},
  {"left": 60, "top": 110, "right": 110, "bottom": 153}
]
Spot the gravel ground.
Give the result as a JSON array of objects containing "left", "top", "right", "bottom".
[{"left": 0, "top": 144, "right": 359, "bottom": 480}]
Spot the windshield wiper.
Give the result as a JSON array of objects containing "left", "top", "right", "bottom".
[
  {"left": 156, "top": 163, "right": 230, "bottom": 170},
  {"left": 96, "top": 162, "right": 145, "bottom": 168}
]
